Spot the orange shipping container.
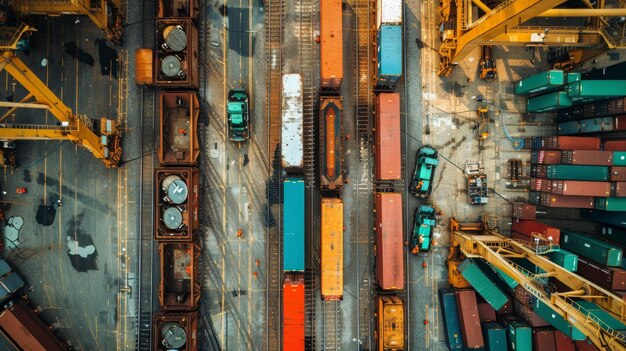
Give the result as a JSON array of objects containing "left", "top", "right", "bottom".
[
  {"left": 283, "top": 275, "right": 305, "bottom": 350},
  {"left": 321, "top": 198, "right": 343, "bottom": 300},
  {"left": 376, "top": 93, "right": 401, "bottom": 180},
  {"left": 320, "top": 0, "right": 343, "bottom": 89},
  {"left": 0, "top": 302, "right": 68, "bottom": 351},
  {"left": 378, "top": 296, "right": 404, "bottom": 350},
  {"left": 135, "top": 48, "right": 153, "bottom": 85},
  {"left": 375, "top": 192, "right": 404, "bottom": 290}
]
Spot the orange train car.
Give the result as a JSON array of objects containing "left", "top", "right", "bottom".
[
  {"left": 377, "top": 296, "right": 404, "bottom": 351},
  {"left": 155, "top": 167, "right": 199, "bottom": 241},
  {"left": 375, "top": 192, "right": 404, "bottom": 290},
  {"left": 321, "top": 198, "right": 343, "bottom": 300},
  {"left": 153, "top": 312, "right": 198, "bottom": 351},
  {"left": 0, "top": 301, "right": 69, "bottom": 351},
  {"left": 320, "top": 98, "right": 344, "bottom": 190},
  {"left": 154, "top": 18, "right": 199, "bottom": 89},
  {"left": 158, "top": 241, "right": 201, "bottom": 311},
  {"left": 283, "top": 274, "right": 305, "bottom": 350},
  {"left": 375, "top": 93, "right": 401, "bottom": 181},
  {"left": 320, "top": 0, "right": 343, "bottom": 89},
  {"left": 159, "top": 92, "right": 200, "bottom": 166}
]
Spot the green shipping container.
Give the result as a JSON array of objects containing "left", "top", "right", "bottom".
[
  {"left": 567, "top": 80, "right": 626, "bottom": 99},
  {"left": 482, "top": 322, "right": 507, "bottom": 351},
  {"left": 595, "top": 197, "right": 626, "bottom": 211},
  {"left": 566, "top": 72, "right": 582, "bottom": 84},
  {"left": 560, "top": 230, "right": 623, "bottom": 267},
  {"left": 614, "top": 152, "right": 626, "bottom": 166},
  {"left": 515, "top": 70, "right": 565, "bottom": 96},
  {"left": 527, "top": 92, "right": 572, "bottom": 113},
  {"left": 491, "top": 265, "right": 519, "bottom": 290},
  {"left": 459, "top": 259, "right": 510, "bottom": 310},
  {"left": 475, "top": 259, "right": 519, "bottom": 291},
  {"left": 548, "top": 248, "right": 578, "bottom": 272},
  {"left": 533, "top": 299, "right": 586, "bottom": 340},
  {"left": 599, "top": 226, "right": 626, "bottom": 247},
  {"left": 546, "top": 165, "right": 610, "bottom": 181},
  {"left": 573, "top": 301, "right": 626, "bottom": 332},
  {"left": 507, "top": 321, "right": 532, "bottom": 351}
]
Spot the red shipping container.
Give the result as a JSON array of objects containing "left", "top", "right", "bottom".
[
  {"left": 497, "top": 301, "right": 513, "bottom": 315},
  {"left": 530, "top": 178, "right": 543, "bottom": 191},
  {"left": 375, "top": 93, "right": 401, "bottom": 180},
  {"left": 512, "top": 231, "right": 532, "bottom": 243},
  {"left": 514, "top": 285, "right": 536, "bottom": 307},
  {"left": 561, "top": 150, "right": 614, "bottom": 166},
  {"left": 604, "top": 140, "right": 626, "bottom": 151},
  {"left": 512, "top": 219, "right": 561, "bottom": 243},
  {"left": 544, "top": 136, "right": 601, "bottom": 151},
  {"left": 615, "top": 115, "right": 626, "bottom": 131},
  {"left": 555, "top": 330, "right": 576, "bottom": 351},
  {"left": 455, "top": 289, "right": 485, "bottom": 349},
  {"left": 283, "top": 277, "right": 305, "bottom": 351},
  {"left": 575, "top": 340, "right": 599, "bottom": 351},
  {"left": 512, "top": 203, "right": 536, "bottom": 220},
  {"left": 541, "top": 180, "right": 612, "bottom": 197},
  {"left": 540, "top": 193, "right": 595, "bottom": 209},
  {"left": 611, "top": 167, "right": 626, "bottom": 181},
  {"left": 375, "top": 193, "right": 404, "bottom": 290},
  {"left": 535, "top": 150, "right": 562, "bottom": 164},
  {"left": 576, "top": 256, "right": 626, "bottom": 290},
  {"left": 614, "top": 182, "right": 626, "bottom": 197},
  {"left": 477, "top": 302, "right": 496, "bottom": 322},
  {"left": 514, "top": 301, "right": 549, "bottom": 327},
  {"left": 533, "top": 329, "right": 557, "bottom": 351}
]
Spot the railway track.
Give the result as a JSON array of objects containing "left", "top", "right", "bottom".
[{"left": 321, "top": 300, "right": 341, "bottom": 351}]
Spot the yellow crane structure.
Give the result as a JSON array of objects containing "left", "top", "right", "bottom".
[
  {"left": 0, "top": 24, "right": 122, "bottom": 167},
  {"left": 453, "top": 231, "right": 626, "bottom": 350},
  {"left": 436, "top": 0, "right": 626, "bottom": 76}
]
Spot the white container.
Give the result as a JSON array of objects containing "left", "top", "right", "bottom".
[
  {"left": 281, "top": 74, "right": 304, "bottom": 169},
  {"left": 377, "top": 0, "right": 402, "bottom": 28}
]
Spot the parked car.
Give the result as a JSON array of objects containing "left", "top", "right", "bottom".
[{"left": 227, "top": 89, "right": 250, "bottom": 141}]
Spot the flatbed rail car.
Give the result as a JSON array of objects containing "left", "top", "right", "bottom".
[
  {"left": 283, "top": 178, "right": 305, "bottom": 272},
  {"left": 155, "top": 167, "right": 199, "bottom": 241},
  {"left": 153, "top": 312, "right": 199, "bottom": 351},
  {"left": 282, "top": 74, "right": 304, "bottom": 170},
  {"left": 375, "top": 93, "right": 401, "bottom": 181},
  {"left": 159, "top": 91, "right": 200, "bottom": 165},
  {"left": 0, "top": 301, "right": 69, "bottom": 351},
  {"left": 158, "top": 241, "right": 201, "bottom": 311},
  {"left": 321, "top": 198, "right": 343, "bottom": 300},
  {"left": 320, "top": 98, "right": 344, "bottom": 190},
  {"left": 377, "top": 295, "right": 404, "bottom": 351},
  {"left": 154, "top": 18, "right": 199, "bottom": 89},
  {"left": 375, "top": 192, "right": 404, "bottom": 290},
  {"left": 320, "top": 0, "right": 343, "bottom": 89},
  {"left": 283, "top": 274, "right": 305, "bottom": 350}
]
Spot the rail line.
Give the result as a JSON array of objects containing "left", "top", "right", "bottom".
[
  {"left": 321, "top": 299, "right": 341, "bottom": 350},
  {"left": 298, "top": 0, "right": 316, "bottom": 188}
]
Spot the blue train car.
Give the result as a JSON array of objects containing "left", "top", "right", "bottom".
[
  {"left": 283, "top": 178, "right": 305, "bottom": 271},
  {"left": 438, "top": 289, "right": 464, "bottom": 350},
  {"left": 377, "top": 25, "right": 402, "bottom": 88}
]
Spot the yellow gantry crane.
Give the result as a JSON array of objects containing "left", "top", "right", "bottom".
[
  {"left": 0, "top": 23, "right": 122, "bottom": 167},
  {"left": 453, "top": 231, "right": 626, "bottom": 350},
  {"left": 437, "top": 0, "right": 626, "bottom": 76}
]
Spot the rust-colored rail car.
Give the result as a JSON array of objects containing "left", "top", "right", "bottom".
[
  {"left": 375, "top": 192, "right": 404, "bottom": 290},
  {"left": 375, "top": 93, "right": 401, "bottom": 180},
  {"left": 158, "top": 242, "right": 201, "bottom": 311},
  {"left": 153, "top": 312, "right": 198, "bottom": 351},
  {"left": 0, "top": 301, "right": 68, "bottom": 351},
  {"left": 159, "top": 92, "right": 200, "bottom": 165},
  {"left": 320, "top": 0, "right": 343, "bottom": 89},
  {"left": 320, "top": 98, "right": 344, "bottom": 190},
  {"left": 157, "top": 0, "right": 200, "bottom": 18},
  {"left": 154, "top": 19, "right": 199, "bottom": 89},
  {"left": 155, "top": 167, "right": 199, "bottom": 241},
  {"left": 321, "top": 198, "right": 343, "bottom": 300},
  {"left": 377, "top": 295, "right": 404, "bottom": 351},
  {"left": 283, "top": 274, "right": 305, "bottom": 350}
]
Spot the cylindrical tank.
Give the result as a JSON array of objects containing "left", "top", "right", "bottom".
[
  {"left": 162, "top": 175, "right": 188, "bottom": 204},
  {"left": 160, "top": 322, "right": 187, "bottom": 348},
  {"left": 161, "top": 55, "right": 187, "bottom": 79},
  {"left": 162, "top": 25, "right": 187, "bottom": 52},
  {"left": 325, "top": 105, "right": 336, "bottom": 178},
  {"left": 163, "top": 207, "right": 184, "bottom": 230}
]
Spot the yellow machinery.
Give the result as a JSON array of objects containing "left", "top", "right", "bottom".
[
  {"left": 478, "top": 45, "right": 496, "bottom": 79},
  {"left": 454, "top": 231, "right": 626, "bottom": 350},
  {"left": 476, "top": 107, "right": 489, "bottom": 140},
  {"left": 449, "top": 216, "right": 483, "bottom": 232},
  {"left": 447, "top": 242, "right": 472, "bottom": 288},
  {"left": 0, "top": 24, "right": 122, "bottom": 167}
]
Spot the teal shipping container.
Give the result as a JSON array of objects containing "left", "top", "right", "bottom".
[
  {"left": 603, "top": 116, "right": 615, "bottom": 131},
  {"left": 567, "top": 80, "right": 626, "bottom": 100},
  {"left": 595, "top": 197, "right": 626, "bottom": 211},
  {"left": 581, "top": 209, "right": 626, "bottom": 228},
  {"left": 509, "top": 258, "right": 545, "bottom": 275},
  {"left": 482, "top": 322, "right": 507, "bottom": 351},
  {"left": 599, "top": 226, "right": 626, "bottom": 246},
  {"left": 580, "top": 117, "right": 604, "bottom": 133},
  {"left": 459, "top": 259, "right": 510, "bottom": 310},
  {"left": 560, "top": 230, "right": 623, "bottom": 267},
  {"left": 557, "top": 121, "right": 581, "bottom": 135},
  {"left": 439, "top": 289, "right": 464, "bottom": 351},
  {"left": 566, "top": 72, "right": 582, "bottom": 84},
  {"left": 507, "top": 321, "right": 532, "bottom": 351},
  {"left": 515, "top": 70, "right": 565, "bottom": 96},
  {"left": 573, "top": 301, "right": 626, "bottom": 332},
  {"left": 377, "top": 25, "right": 402, "bottom": 88},
  {"left": 491, "top": 264, "right": 519, "bottom": 290},
  {"left": 546, "top": 165, "right": 610, "bottom": 181},
  {"left": 283, "top": 178, "right": 305, "bottom": 271},
  {"left": 533, "top": 299, "right": 586, "bottom": 340},
  {"left": 475, "top": 259, "right": 519, "bottom": 291},
  {"left": 615, "top": 152, "right": 626, "bottom": 166},
  {"left": 527, "top": 91, "right": 572, "bottom": 113},
  {"left": 548, "top": 248, "right": 578, "bottom": 272}
]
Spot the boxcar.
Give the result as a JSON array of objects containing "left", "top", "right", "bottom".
[
  {"left": 375, "top": 93, "right": 401, "bottom": 181},
  {"left": 320, "top": 97, "right": 344, "bottom": 190},
  {"left": 377, "top": 295, "right": 404, "bottom": 350},
  {"left": 320, "top": 0, "right": 343, "bottom": 89},
  {"left": 321, "top": 198, "right": 343, "bottom": 300},
  {"left": 283, "top": 178, "right": 305, "bottom": 272},
  {"left": 375, "top": 192, "right": 404, "bottom": 290},
  {"left": 159, "top": 91, "right": 200, "bottom": 165},
  {"left": 283, "top": 275, "right": 305, "bottom": 350},
  {"left": 158, "top": 242, "right": 201, "bottom": 311},
  {"left": 282, "top": 74, "right": 304, "bottom": 170}
]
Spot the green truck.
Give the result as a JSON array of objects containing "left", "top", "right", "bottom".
[
  {"left": 410, "top": 205, "right": 436, "bottom": 254},
  {"left": 410, "top": 145, "right": 439, "bottom": 198},
  {"left": 227, "top": 89, "right": 250, "bottom": 141}
]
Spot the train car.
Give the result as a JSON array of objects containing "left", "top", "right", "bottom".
[
  {"left": 283, "top": 274, "right": 305, "bottom": 350},
  {"left": 157, "top": 0, "right": 200, "bottom": 18},
  {"left": 153, "top": 312, "right": 199, "bottom": 351},
  {"left": 158, "top": 242, "right": 201, "bottom": 311},
  {"left": 377, "top": 295, "right": 404, "bottom": 351},
  {"left": 376, "top": 0, "right": 402, "bottom": 29},
  {"left": 320, "top": 98, "right": 344, "bottom": 190},
  {"left": 376, "top": 25, "right": 402, "bottom": 88},
  {"left": 375, "top": 192, "right": 404, "bottom": 290},
  {"left": 320, "top": 0, "right": 343, "bottom": 89},
  {"left": 321, "top": 198, "right": 343, "bottom": 300},
  {"left": 155, "top": 167, "right": 199, "bottom": 241},
  {"left": 283, "top": 178, "right": 305, "bottom": 272},
  {"left": 282, "top": 74, "right": 304, "bottom": 170},
  {"left": 0, "top": 301, "right": 69, "bottom": 351},
  {"left": 159, "top": 92, "right": 200, "bottom": 165},
  {"left": 154, "top": 19, "right": 199, "bottom": 89},
  {"left": 375, "top": 93, "right": 401, "bottom": 181}
]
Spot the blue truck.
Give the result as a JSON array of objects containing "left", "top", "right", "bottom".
[
  {"left": 410, "top": 205, "right": 436, "bottom": 254},
  {"left": 227, "top": 89, "right": 250, "bottom": 141},
  {"left": 410, "top": 145, "right": 439, "bottom": 198}
]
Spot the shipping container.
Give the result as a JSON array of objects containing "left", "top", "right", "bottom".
[
  {"left": 497, "top": 301, "right": 513, "bottom": 315},
  {"left": 557, "top": 105, "right": 584, "bottom": 122},
  {"left": 456, "top": 289, "right": 485, "bottom": 349},
  {"left": 320, "top": 0, "right": 343, "bottom": 89},
  {"left": 611, "top": 166, "right": 626, "bottom": 181},
  {"left": 561, "top": 150, "right": 614, "bottom": 166},
  {"left": 378, "top": 296, "right": 404, "bottom": 351},
  {"left": 153, "top": 312, "right": 198, "bottom": 351},
  {"left": 320, "top": 98, "right": 344, "bottom": 189},
  {"left": 0, "top": 272, "right": 23, "bottom": 303},
  {"left": 0, "top": 260, "right": 10, "bottom": 277},
  {"left": 157, "top": 0, "right": 199, "bottom": 18},
  {"left": 439, "top": 289, "right": 464, "bottom": 351},
  {"left": 538, "top": 179, "right": 612, "bottom": 197},
  {"left": 561, "top": 230, "right": 623, "bottom": 266},
  {"left": 554, "top": 330, "right": 576, "bottom": 351},
  {"left": 532, "top": 150, "right": 562, "bottom": 164},
  {"left": 321, "top": 198, "right": 343, "bottom": 300},
  {"left": 283, "top": 179, "right": 305, "bottom": 271},
  {"left": 557, "top": 120, "right": 581, "bottom": 135},
  {"left": 377, "top": 25, "right": 402, "bottom": 87},
  {"left": 515, "top": 70, "right": 565, "bottom": 96},
  {"left": 581, "top": 209, "right": 626, "bottom": 228},
  {"left": 135, "top": 48, "right": 153, "bottom": 85},
  {"left": 154, "top": 19, "right": 199, "bottom": 88},
  {"left": 458, "top": 259, "right": 510, "bottom": 311},
  {"left": 158, "top": 242, "right": 201, "bottom": 311},
  {"left": 377, "top": 0, "right": 402, "bottom": 28},
  {"left": 375, "top": 93, "right": 401, "bottom": 180},
  {"left": 512, "top": 203, "right": 536, "bottom": 220},
  {"left": 575, "top": 256, "right": 626, "bottom": 290},
  {"left": 533, "top": 329, "right": 556, "bottom": 351},
  {"left": 155, "top": 167, "right": 200, "bottom": 241},
  {"left": 473, "top": 259, "right": 518, "bottom": 291},
  {"left": 540, "top": 193, "right": 595, "bottom": 209},
  {"left": 546, "top": 165, "right": 610, "bottom": 181},
  {"left": 512, "top": 219, "right": 561, "bottom": 243},
  {"left": 535, "top": 203, "right": 588, "bottom": 218},
  {"left": 507, "top": 320, "right": 532, "bottom": 351},
  {"left": 604, "top": 140, "right": 626, "bottom": 151},
  {"left": 608, "top": 97, "right": 626, "bottom": 115},
  {"left": 375, "top": 192, "right": 404, "bottom": 290},
  {"left": 514, "top": 285, "right": 537, "bottom": 307},
  {"left": 614, "top": 182, "right": 626, "bottom": 197},
  {"left": 539, "top": 218, "right": 600, "bottom": 235},
  {"left": 478, "top": 302, "right": 497, "bottom": 322},
  {"left": 599, "top": 226, "right": 626, "bottom": 247},
  {"left": 573, "top": 301, "right": 626, "bottom": 332},
  {"left": 545, "top": 136, "right": 602, "bottom": 151},
  {"left": 159, "top": 92, "right": 200, "bottom": 165},
  {"left": 283, "top": 275, "right": 305, "bottom": 351},
  {"left": 615, "top": 115, "right": 626, "bottom": 131},
  {"left": 282, "top": 74, "right": 304, "bottom": 169},
  {"left": 574, "top": 340, "right": 599, "bottom": 351},
  {"left": 595, "top": 197, "right": 626, "bottom": 211},
  {"left": 614, "top": 151, "right": 626, "bottom": 166},
  {"left": 567, "top": 80, "right": 626, "bottom": 100},
  {"left": 482, "top": 322, "right": 507, "bottom": 351},
  {"left": 527, "top": 91, "right": 572, "bottom": 113},
  {"left": 547, "top": 248, "right": 578, "bottom": 272},
  {"left": 580, "top": 117, "right": 604, "bottom": 133},
  {"left": 515, "top": 301, "right": 549, "bottom": 327},
  {"left": 533, "top": 299, "right": 586, "bottom": 340},
  {"left": 0, "top": 301, "right": 69, "bottom": 351}
]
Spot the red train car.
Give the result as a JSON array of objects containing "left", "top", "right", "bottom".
[
  {"left": 375, "top": 192, "right": 404, "bottom": 290},
  {"left": 320, "top": 98, "right": 344, "bottom": 190},
  {"left": 153, "top": 312, "right": 198, "bottom": 351},
  {"left": 159, "top": 91, "right": 200, "bottom": 166},
  {"left": 155, "top": 167, "right": 200, "bottom": 241},
  {"left": 283, "top": 274, "right": 305, "bottom": 350},
  {"left": 375, "top": 93, "right": 401, "bottom": 180},
  {"left": 158, "top": 242, "right": 201, "bottom": 311}
]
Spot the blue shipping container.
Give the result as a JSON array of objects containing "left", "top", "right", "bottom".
[
  {"left": 581, "top": 209, "right": 626, "bottom": 228},
  {"left": 482, "top": 322, "right": 507, "bottom": 351},
  {"left": 283, "top": 178, "right": 305, "bottom": 271},
  {"left": 439, "top": 289, "right": 464, "bottom": 351},
  {"left": 580, "top": 117, "right": 604, "bottom": 133},
  {"left": 377, "top": 25, "right": 402, "bottom": 87},
  {"left": 557, "top": 120, "right": 581, "bottom": 135}
]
